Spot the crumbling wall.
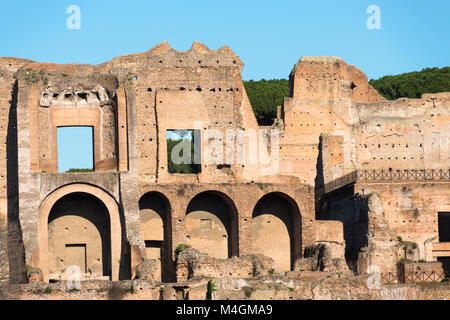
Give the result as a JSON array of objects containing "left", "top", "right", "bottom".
[
  {"left": 353, "top": 93, "right": 449, "bottom": 170},
  {"left": 176, "top": 248, "right": 253, "bottom": 282},
  {"left": 281, "top": 56, "right": 449, "bottom": 186},
  {"left": 100, "top": 41, "right": 265, "bottom": 185},
  {"left": 355, "top": 182, "right": 450, "bottom": 262},
  {"left": 175, "top": 247, "right": 275, "bottom": 283},
  {"left": 15, "top": 65, "right": 119, "bottom": 173},
  {"left": 289, "top": 56, "right": 384, "bottom": 104},
  {"left": 357, "top": 193, "right": 399, "bottom": 274},
  {"left": 0, "top": 57, "right": 32, "bottom": 283}
]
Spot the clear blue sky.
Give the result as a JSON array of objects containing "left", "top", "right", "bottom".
[
  {"left": 0, "top": 0, "right": 448, "bottom": 81},
  {"left": 1, "top": 1, "right": 448, "bottom": 170},
  {"left": 57, "top": 127, "right": 93, "bottom": 171}
]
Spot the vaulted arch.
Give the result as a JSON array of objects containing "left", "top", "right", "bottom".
[
  {"left": 38, "top": 184, "right": 122, "bottom": 282},
  {"left": 252, "top": 192, "right": 302, "bottom": 271},
  {"left": 186, "top": 191, "right": 239, "bottom": 258},
  {"left": 139, "top": 191, "right": 173, "bottom": 282}
]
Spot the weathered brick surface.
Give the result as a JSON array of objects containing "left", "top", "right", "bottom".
[{"left": 0, "top": 43, "right": 447, "bottom": 297}]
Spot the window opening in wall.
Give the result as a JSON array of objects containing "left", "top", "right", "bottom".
[
  {"left": 167, "top": 130, "right": 201, "bottom": 174},
  {"left": 57, "top": 126, "right": 94, "bottom": 172},
  {"left": 438, "top": 212, "right": 450, "bottom": 242}
]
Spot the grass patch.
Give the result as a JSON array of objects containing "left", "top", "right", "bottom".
[
  {"left": 66, "top": 168, "right": 94, "bottom": 173},
  {"left": 43, "top": 286, "right": 52, "bottom": 294},
  {"left": 243, "top": 286, "right": 254, "bottom": 298}
]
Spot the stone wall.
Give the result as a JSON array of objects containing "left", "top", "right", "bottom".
[
  {"left": 355, "top": 182, "right": 450, "bottom": 262},
  {"left": 0, "top": 57, "right": 32, "bottom": 283},
  {"left": 282, "top": 57, "right": 449, "bottom": 186},
  {"left": 0, "top": 42, "right": 448, "bottom": 289}
]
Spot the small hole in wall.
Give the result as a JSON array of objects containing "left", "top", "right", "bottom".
[
  {"left": 77, "top": 93, "right": 87, "bottom": 100},
  {"left": 147, "top": 88, "right": 152, "bottom": 92}
]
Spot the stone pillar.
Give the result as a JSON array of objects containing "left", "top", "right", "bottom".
[{"left": 17, "top": 84, "right": 41, "bottom": 268}]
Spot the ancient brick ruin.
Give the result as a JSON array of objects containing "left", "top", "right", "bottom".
[{"left": 0, "top": 42, "right": 448, "bottom": 292}]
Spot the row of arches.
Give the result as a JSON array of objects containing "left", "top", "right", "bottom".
[
  {"left": 139, "top": 190, "right": 302, "bottom": 281},
  {"left": 41, "top": 185, "right": 302, "bottom": 283}
]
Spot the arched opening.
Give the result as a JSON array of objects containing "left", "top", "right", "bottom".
[
  {"left": 48, "top": 193, "right": 111, "bottom": 280},
  {"left": 139, "top": 192, "right": 173, "bottom": 282},
  {"left": 186, "top": 191, "right": 238, "bottom": 259},
  {"left": 38, "top": 184, "right": 122, "bottom": 282},
  {"left": 252, "top": 192, "right": 302, "bottom": 272}
]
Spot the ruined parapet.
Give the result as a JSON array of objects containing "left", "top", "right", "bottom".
[
  {"left": 288, "top": 56, "right": 384, "bottom": 104},
  {"left": 176, "top": 248, "right": 278, "bottom": 283},
  {"left": 240, "top": 254, "right": 275, "bottom": 277},
  {"left": 176, "top": 248, "right": 253, "bottom": 283},
  {"left": 101, "top": 41, "right": 244, "bottom": 73},
  {"left": 134, "top": 259, "right": 159, "bottom": 282},
  {"left": 294, "top": 242, "right": 349, "bottom": 274},
  {"left": 98, "top": 41, "right": 268, "bottom": 185}
]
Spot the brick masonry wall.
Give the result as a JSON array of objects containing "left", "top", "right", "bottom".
[{"left": 0, "top": 43, "right": 447, "bottom": 285}]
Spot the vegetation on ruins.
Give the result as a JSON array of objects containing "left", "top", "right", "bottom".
[
  {"left": 243, "top": 79, "right": 289, "bottom": 126},
  {"left": 66, "top": 168, "right": 94, "bottom": 172},
  {"left": 167, "top": 138, "right": 200, "bottom": 174},
  {"left": 369, "top": 67, "right": 450, "bottom": 100},
  {"left": 43, "top": 286, "right": 52, "bottom": 294},
  {"left": 206, "top": 280, "right": 218, "bottom": 300},
  {"left": 243, "top": 286, "right": 255, "bottom": 298},
  {"left": 244, "top": 67, "right": 449, "bottom": 125},
  {"left": 175, "top": 243, "right": 188, "bottom": 257}
]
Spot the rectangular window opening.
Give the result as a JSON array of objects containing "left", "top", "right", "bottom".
[
  {"left": 166, "top": 129, "right": 201, "bottom": 174},
  {"left": 144, "top": 240, "right": 163, "bottom": 248},
  {"left": 438, "top": 212, "right": 450, "bottom": 242},
  {"left": 57, "top": 126, "right": 94, "bottom": 173}
]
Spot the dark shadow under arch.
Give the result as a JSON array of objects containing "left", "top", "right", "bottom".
[
  {"left": 48, "top": 192, "right": 111, "bottom": 278},
  {"left": 252, "top": 192, "right": 302, "bottom": 271},
  {"left": 186, "top": 191, "right": 239, "bottom": 258},
  {"left": 139, "top": 191, "right": 173, "bottom": 282}
]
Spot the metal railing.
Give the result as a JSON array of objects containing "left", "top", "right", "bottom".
[
  {"left": 381, "top": 271, "right": 446, "bottom": 284},
  {"left": 316, "top": 169, "right": 450, "bottom": 195}
]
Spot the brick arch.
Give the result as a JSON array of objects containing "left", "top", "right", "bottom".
[
  {"left": 138, "top": 191, "right": 173, "bottom": 282},
  {"left": 37, "top": 183, "right": 122, "bottom": 282},
  {"left": 185, "top": 190, "right": 239, "bottom": 258},
  {"left": 252, "top": 191, "right": 302, "bottom": 271}
]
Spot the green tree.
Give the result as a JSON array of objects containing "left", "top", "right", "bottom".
[
  {"left": 167, "top": 138, "right": 201, "bottom": 174},
  {"left": 369, "top": 66, "right": 450, "bottom": 100},
  {"left": 243, "top": 79, "right": 289, "bottom": 125}
]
